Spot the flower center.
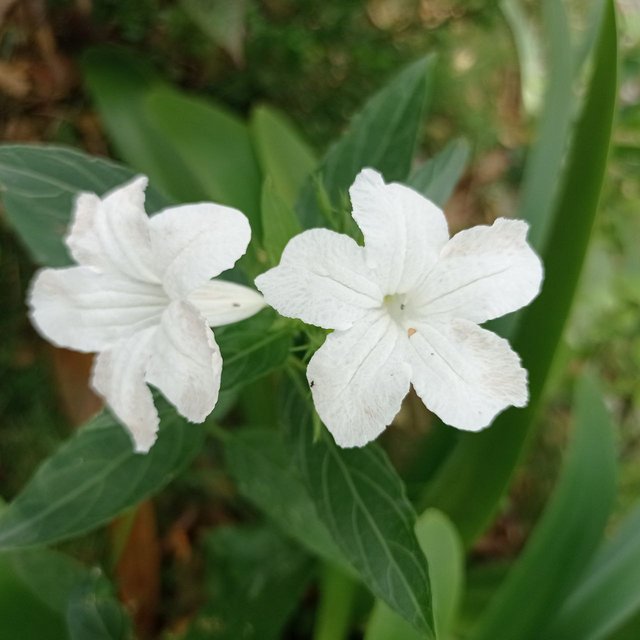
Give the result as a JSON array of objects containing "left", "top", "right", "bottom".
[{"left": 383, "top": 293, "right": 409, "bottom": 325}]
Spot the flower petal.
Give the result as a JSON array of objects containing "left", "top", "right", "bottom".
[
  {"left": 255, "top": 228, "right": 382, "bottom": 331},
  {"left": 188, "top": 279, "right": 266, "bottom": 327},
  {"left": 307, "top": 311, "right": 411, "bottom": 447},
  {"left": 28, "top": 266, "right": 167, "bottom": 352},
  {"left": 91, "top": 328, "right": 158, "bottom": 453},
  {"left": 145, "top": 301, "right": 222, "bottom": 424},
  {"left": 149, "top": 203, "right": 251, "bottom": 298},
  {"left": 349, "top": 168, "right": 449, "bottom": 294},
  {"left": 410, "top": 218, "right": 543, "bottom": 324},
  {"left": 66, "top": 176, "right": 158, "bottom": 282},
  {"left": 407, "top": 318, "right": 528, "bottom": 431}
]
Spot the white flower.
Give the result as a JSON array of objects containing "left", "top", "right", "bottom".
[
  {"left": 29, "top": 176, "right": 265, "bottom": 453},
  {"left": 256, "top": 169, "right": 543, "bottom": 447}
]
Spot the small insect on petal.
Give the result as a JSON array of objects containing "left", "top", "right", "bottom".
[{"left": 407, "top": 328, "right": 417, "bottom": 337}]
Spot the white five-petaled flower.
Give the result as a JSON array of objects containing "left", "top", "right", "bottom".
[
  {"left": 256, "top": 169, "right": 543, "bottom": 447},
  {"left": 28, "top": 176, "right": 265, "bottom": 453}
]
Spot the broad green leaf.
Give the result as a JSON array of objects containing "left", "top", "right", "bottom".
[
  {"left": 543, "top": 501, "right": 640, "bottom": 640},
  {"left": 186, "top": 524, "right": 312, "bottom": 640},
  {"left": 251, "top": 106, "right": 318, "bottom": 208},
  {"left": 223, "top": 427, "right": 347, "bottom": 569},
  {"left": 81, "top": 47, "right": 202, "bottom": 203},
  {"left": 144, "top": 86, "right": 261, "bottom": 231},
  {"left": 66, "top": 572, "right": 132, "bottom": 640},
  {"left": 0, "top": 400, "right": 204, "bottom": 550},
  {"left": 9, "top": 548, "right": 86, "bottom": 614},
  {"left": 0, "top": 554, "right": 68, "bottom": 639},
  {"left": 314, "top": 564, "right": 360, "bottom": 640},
  {"left": 608, "top": 610, "right": 640, "bottom": 640},
  {"left": 366, "top": 509, "right": 464, "bottom": 640},
  {"left": 0, "top": 521, "right": 128, "bottom": 640},
  {"left": 282, "top": 379, "right": 435, "bottom": 637},
  {"left": 416, "top": 510, "right": 464, "bottom": 637},
  {"left": 260, "top": 179, "right": 302, "bottom": 265},
  {"left": 217, "top": 310, "right": 292, "bottom": 392},
  {"left": 297, "top": 55, "right": 436, "bottom": 227},
  {"left": 408, "top": 138, "right": 471, "bottom": 207},
  {"left": 365, "top": 602, "right": 421, "bottom": 640},
  {"left": 421, "top": 0, "right": 618, "bottom": 544},
  {"left": 0, "top": 144, "right": 170, "bottom": 267},
  {"left": 83, "top": 47, "right": 262, "bottom": 235},
  {"left": 469, "top": 374, "right": 617, "bottom": 640}
]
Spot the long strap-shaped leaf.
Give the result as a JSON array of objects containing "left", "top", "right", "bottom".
[
  {"left": 517, "top": 0, "right": 575, "bottom": 252},
  {"left": 542, "top": 501, "right": 640, "bottom": 640},
  {"left": 281, "top": 378, "right": 435, "bottom": 637},
  {"left": 422, "top": 0, "right": 618, "bottom": 545},
  {"left": 469, "top": 374, "right": 617, "bottom": 640}
]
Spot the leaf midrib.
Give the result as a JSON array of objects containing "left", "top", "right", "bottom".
[{"left": 322, "top": 443, "right": 430, "bottom": 632}]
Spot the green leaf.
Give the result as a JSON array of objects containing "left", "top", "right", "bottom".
[
  {"left": 66, "top": 571, "right": 132, "bottom": 640},
  {"left": 0, "top": 533, "right": 129, "bottom": 640},
  {"left": 456, "top": 562, "right": 511, "bottom": 637},
  {"left": 297, "top": 55, "right": 436, "bottom": 227},
  {"left": 0, "top": 400, "right": 204, "bottom": 550},
  {"left": 82, "top": 47, "right": 262, "bottom": 237},
  {"left": 217, "top": 310, "right": 292, "bottom": 392},
  {"left": 313, "top": 564, "right": 360, "bottom": 640},
  {"left": 469, "top": 374, "right": 617, "bottom": 640},
  {"left": 251, "top": 106, "right": 318, "bottom": 208},
  {"left": 517, "top": 0, "right": 576, "bottom": 252},
  {"left": 223, "top": 427, "right": 347, "bottom": 569},
  {"left": 501, "top": 0, "right": 545, "bottom": 116},
  {"left": 260, "top": 179, "right": 302, "bottom": 265},
  {"left": 608, "top": 610, "right": 640, "bottom": 640},
  {"left": 180, "top": 0, "right": 247, "bottom": 65},
  {"left": 186, "top": 524, "right": 312, "bottom": 640},
  {"left": 282, "top": 379, "right": 435, "bottom": 637},
  {"left": 144, "top": 86, "right": 262, "bottom": 231},
  {"left": 0, "top": 144, "right": 170, "bottom": 267},
  {"left": 408, "top": 138, "right": 471, "bottom": 207},
  {"left": 416, "top": 510, "right": 464, "bottom": 637},
  {"left": 9, "top": 548, "right": 86, "bottom": 614},
  {"left": 543, "top": 501, "right": 640, "bottom": 640},
  {"left": 421, "top": 0, "right": 618, "bottom": 544},
  {"left": 81, "top": 47, "right": 203, "bottom": 203},
  {"left": 0, "top": 554, "right": 68, "bottom": 639},
  {"left": 366, "top": 509, "right": 464, "bottom": 640}
]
